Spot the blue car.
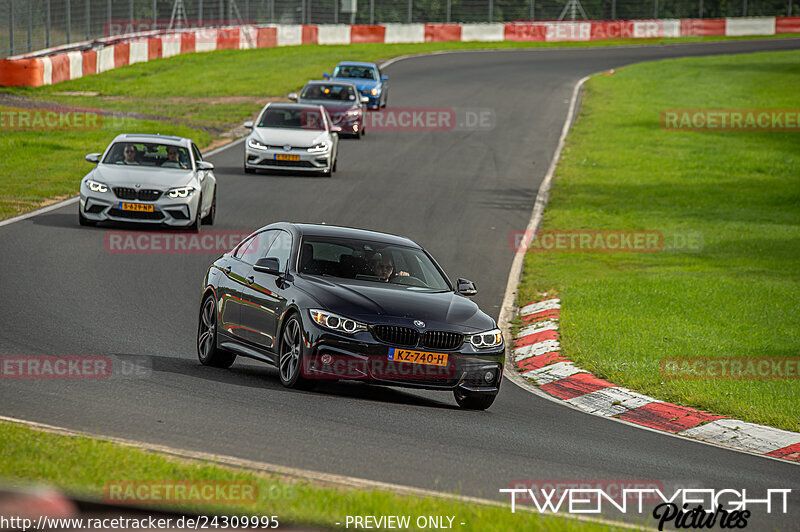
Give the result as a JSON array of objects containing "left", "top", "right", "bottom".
[{"left": 324, "top": 61, "right": 388, "bottom": 110}]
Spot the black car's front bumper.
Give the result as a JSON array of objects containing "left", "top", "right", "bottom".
[{"left": 300, "top": 318, "right": 504, "bottom": 393}]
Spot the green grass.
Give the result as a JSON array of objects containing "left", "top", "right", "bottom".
[
  {"left": 517, "top": 49, "right": 800, "bottom": 432},
  {"left": 0, "top": 422, "right": 634, "bottom": 531},
  {"left": 0, "top": 35, "right": 797, "bottom": 220},
  {"left": 0, "top": 108, "right": 211, "bottom": 219}
]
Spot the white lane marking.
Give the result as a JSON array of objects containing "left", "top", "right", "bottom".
[
  {"left": 566, "top": 387, "right": 655, "bottom": 416},
  {"left": 518, "top": 320, "right": 558, "bottom": 338},
  {"left": 523, "top": 361, "right": 586, "bottom": 384},
  {"left": 514, "top": 339, "right": 560, "bottom": 361},
  {"left": 520, "top": 298, "right": 561, "bottom": 315},
  {"left": 0, "top": 415, "right": 644, "bottom": 530},
  {"left": 680, "top": 419, "right": 800, "bottom": 454},
  {"left": 0, "top": 137, "right": 247, "bottom": 229}
]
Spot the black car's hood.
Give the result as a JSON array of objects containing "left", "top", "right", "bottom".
[{"left": 296, "top": 276, "right": 493, "bottom": 332}]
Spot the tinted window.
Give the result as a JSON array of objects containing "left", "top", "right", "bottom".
[
  {"left": 301, "top": 83, "right": 357, "bottom": 102},
  {"left": 264, "top": 231, "right": 293, "bottom": 272},
  {"left": 332, "top": 65, "right": 377, "bottom": 81},
  {"left": 257, "top": 107, "right": 326, "bottom": 131},
  {"left": 234, "top": 230, "right": 277, "bottom": 264},
  {"left": 298, "top": 236, "right": 449, "bottom": 291}
]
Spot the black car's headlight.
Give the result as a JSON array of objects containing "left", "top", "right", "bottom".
[
  {"left": 310, "top": 309, "right": 366, "bottom": 334},
  {"left": 166, "top": 186, "right": 195, "bottom": 198},
  {"left": 248, "top": 138, "right": 269, "bottom": 150},
  {"left": 469, "top": 329, "right": 503, "bottom": 349},
  {"left": 85, "top": 179, "right": 108, "bottom": 193}
]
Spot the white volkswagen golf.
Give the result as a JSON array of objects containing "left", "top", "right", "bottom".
[{"left": 79, "top": 134, "right": 217, "bottom": 230}]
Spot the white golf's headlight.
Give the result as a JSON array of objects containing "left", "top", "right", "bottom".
[
  {"left": 248, "top": 138, "right": 269, "bottom": 150},
  {"left": 469, "top": 329, "right": 503, "bottom": 349},
  {"left": 307, "top": 143, "right": 328, "bottom": 153},
  {"left": 310, "top": 309, "right": 366, "bottom": 334},
  {"left": 167, "top": 186, "right": 195, "bottom": 198},
  {"left": 86, "top": 179, "right": 108, "bottom": 193}
]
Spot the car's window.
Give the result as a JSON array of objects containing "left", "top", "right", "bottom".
[
  {"left": 192, "top": 143, "right": 203, "bottom": 165},
  {"left": 301, "top": 83, "right": 357, "bottom": 102},
  {"left": 332, "top": 65, "right": 377, "bottom": 81},
  {"left": 257, "top": 107, "right": 326, "bottom": 131},
  {"left": 264, "top": 231, "right": 293, "bottom": 272},
  {"left": 102, "top": 142, "right": 190, "bottom": 169},
  {"left": 298, "top": 236, "right": 450, "bottom": 291},
  {"left": 234, "top": 230, "right": 277, "bottom": 264}
]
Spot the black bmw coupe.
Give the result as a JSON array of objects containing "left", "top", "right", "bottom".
[{"left": 197, "top": 223, "right": 504, "bottom": 409}]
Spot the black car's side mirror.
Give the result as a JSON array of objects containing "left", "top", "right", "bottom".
[
  {"left": 456, "top": 278, "right": 477, "bottom": 296},
  {"left": 253, "top": 257, "right": 281, "bottom": 275}
]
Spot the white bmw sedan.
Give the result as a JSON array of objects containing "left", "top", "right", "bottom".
[
  {"left": 79, "top": 134, "right": 216, "bottom": 230},
  {"left": 244, "top": 103, "right": 340, "bottom": 177}
]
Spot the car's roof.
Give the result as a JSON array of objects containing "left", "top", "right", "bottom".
[
  {"left": 112, "top": 133, "right": 189, "bottom": 146},
  {"left": 288, "top": 223, "right": 420, "bottom": 248},
  {"left": 304, "top": 79, "right": 358, "bottom": 87},
  {"left": 335, "top": 61, "right": 378, "bottom": 68},
  {"left": 266, "top": 102, "right": 324, "bottom": 110}
]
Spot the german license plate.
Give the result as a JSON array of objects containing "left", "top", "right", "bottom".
[
  {"left": 275, "top": 154, "right": 300, "bottom": 161},
  {"left": 119, "top": 202, "right": 154, "bottom": 212},
  {"left": 388, "top": 348, "right": 448, "bottom": 367}
]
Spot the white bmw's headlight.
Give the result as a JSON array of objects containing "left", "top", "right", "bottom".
[
  {"left": 469, "top": 329, "right": 503, "bottom": 349},
  {"left": 248, "top": 138, "right": 269, "bottom": 150},
  {"left": 307, "top": 143, "right": 329, "bottom": 153},
  {"left": 310, "top": 309, "right": 366, "bottom": 334},
  {"left": 167, "top": 186, "right": 195, "bottom": 198},
  {"left": 85, "top": 179, "right": 108, "bottom": 193}
]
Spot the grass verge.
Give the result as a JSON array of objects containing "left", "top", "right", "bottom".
[
  {"left": 0, "top": 421, "right": 634, "bottom": 531},
  {"left": 0, "top": 35, "right": 797, "bottom": 220},
  {"left": 517, "top": 49, "right": 800, "bottom": 432}
]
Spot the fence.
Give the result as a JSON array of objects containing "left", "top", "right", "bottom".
[{"left": 2, "top": 0, "right": 798, "bottom": 57}]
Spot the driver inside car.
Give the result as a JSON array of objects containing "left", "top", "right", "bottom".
[{"left": 370, "top": 253, "right": 409, "bottom": 282}]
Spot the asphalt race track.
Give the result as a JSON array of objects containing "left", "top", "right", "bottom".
[{"left": 1, "top": 38, "right": 799, "bottom": 529}]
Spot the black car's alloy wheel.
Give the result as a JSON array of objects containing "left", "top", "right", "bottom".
[
  {"left": 279, "top": 315, "right": 314, "bottom": 389},
  {"left": 453, "top": 389, "right": 497, "bottom": 410},
  {"left": 197, "top": 294, "right": 236, "bottom": 368}
]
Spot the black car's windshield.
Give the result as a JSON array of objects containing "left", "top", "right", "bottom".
[
  {"left": 257, "top": 107, "right": 326, "bottom": 130},
  {"left": 102, "top": 142, "right": 190, "bottom": 169},
  {"left": 301, "top": 84, "right": 357, "bottom": 102},
  {"left": 299, "top": 237, "right": 450, "bottom": 291},
  {"left": 333, "top": 65, "right": 377, "bottom": 80}
]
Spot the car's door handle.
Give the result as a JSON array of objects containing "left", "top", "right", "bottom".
[
  {"left": 224, "top": 266, "right": 231, "bottom": 274},
  {"left": 246, "top": 276, "right": 255, "bottom": 284}
]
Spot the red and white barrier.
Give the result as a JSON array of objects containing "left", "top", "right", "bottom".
[{"left": 1, "top": 17, "right": 796, "bottom": 87}]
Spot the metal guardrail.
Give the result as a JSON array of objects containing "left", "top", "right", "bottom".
[{"left": 2, "top": 0, "right": 797, "bottom": 57}]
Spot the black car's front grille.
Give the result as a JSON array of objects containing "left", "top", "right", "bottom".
[
  {"left": 113, "top": 187, "right": 162, "bottom": 201},
  {"left": 107, "top": 208, "right": 164, "bottom": 220},
  {"left": 371, "top": 325, "right": 418, "bottom": 348},
  {"left": 260, "top": 159, "right": 315, "bottom": 168},
  {"left": 420, "top": 330, "right": 463, "bottom": 350}
]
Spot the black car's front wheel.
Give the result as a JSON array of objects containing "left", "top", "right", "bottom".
[
  {"left": 454, "top": 389, "right": 497, "bottom": 410},
  {"left": 197, "top": 294, "right": 236, "bottom": 368},
  {"left": 279, "top": 315, "right": 314, "bottom": 389}
]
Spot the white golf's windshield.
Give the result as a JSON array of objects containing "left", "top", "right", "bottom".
[
  {"left": 301, "top": 84, "right": 357, "bottom": 102},
  {"left": 103, "top": 142, "right": 190, "bottom": 169},
  {"left": 333, "top": 65, "right": 378, "bottom": 81},
  {"left": 257, "top": 107, "right": 326, "bottom": 131},
  {"left": 299, "top": 237, "right": 450, "bottom": 291}
]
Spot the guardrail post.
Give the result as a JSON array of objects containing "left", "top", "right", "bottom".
[
  {"left": 699, "top": 0, "right": 703, "bottom": 18},
  {"left": 128, "top": 0, "right": 133, "bottom": 27},
  {"left": 611, "top": 0, "right": 616, "bottom": 19},
  {"left": 46, "top": 0, "right": 51, "bottom": 48},
  {"left": 9, "top": 0, "right": 14, "bottom": 57},
  {"left": 106, "top": 0, "right": 111, "bottom": 35},
  {"left": 66, "top": 0, "right": 71, "bottom": 44},
  {"left": 87, "top": 0, "right": 91, "bottom": 40},
  {"left": 153, "top": 0, "right": 157, "bottom": 25},
  {"left": 308, "top": 0, "right": 312, "bottom": 24},
  {"left": 28, "top": 0, "right": 33, "bottom": 52},
  {"left": 447, "top": 0, "right": 451, "bottom": 22},
  {"left": 370, "top": 0, "right": 374, "bottom": 24},
  {"left": 742, "top": 0, "right": 747, "bottom": 15},
  {"left": 334, "top": 0, "right": 338, "bottom": 24},
  {"left": 653, "top": 0, "right": 658, "bottom": 18},
  {"left": 489, "top": 0, "right": 493, "bottom": 22},
  {"left": 408, "top": 0, "right": 412, "bottom": 23},
  {"left": 529, "top": 0, "right": 534, "bottom": 21}
]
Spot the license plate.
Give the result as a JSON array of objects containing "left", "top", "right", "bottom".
[
  {"left": 388, "top": 348, "right": 448, "bottom": 367},
  {"left": 119, "top": 202, "right": 154, "bottom": 212},
  {"left": 275, "top": 154, "right": 300, "bottom": 161}
]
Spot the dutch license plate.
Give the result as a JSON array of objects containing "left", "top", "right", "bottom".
[
  {"left": 275, "top": 154, "right": 300, "bottom": 161},
  {"left": 388, "top": 348, "right": 448, "bottom": 367},
  {"left": 119, "top": 202, "right": 154, "bottom": 212}
]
